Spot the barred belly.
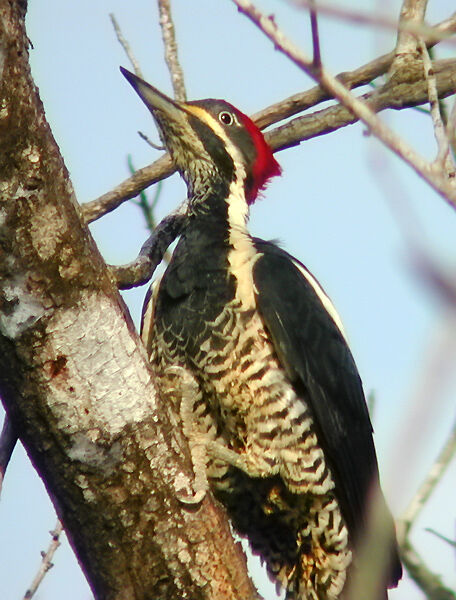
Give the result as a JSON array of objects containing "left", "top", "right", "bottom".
[{"left": 150, "top": 294, "right": 352, "bottom": 600}]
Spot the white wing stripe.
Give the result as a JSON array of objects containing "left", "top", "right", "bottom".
[{"left": 292, "top": 259, "right": 347, "bottom": 340}]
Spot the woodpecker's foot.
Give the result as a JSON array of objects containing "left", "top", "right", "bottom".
[
  {"left": 165, "top": 365, "right": 211, "bottom": 505},
  {"left": 206, "top": 440, "right": 278, "bottom": 479},
  {"left": 110, "top": 256, "right": 152, "bottom": 289},
  {"left": 178, "top": 489, "right": 207, "bottom": 505},
  {"left": 206, "top": 441, "right": 261, "bottom": 476},
  {"left": 111, "top": 206, "right": 187, "bottom": 290},
  {"left": 206, "top": 440, "right": 249, "bottom": 471},
  {"left": 175, "top": 437, "right": 209, "bottom": 505}
]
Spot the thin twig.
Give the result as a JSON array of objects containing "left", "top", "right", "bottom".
[
  {"left": 231, "top": 0, "right": 456, "bottom": 204},
  {"left": 289, "top": 1, "right": 456, "bottom": 47},
  {"left": 252, "top": 13, "right": 456, "bottom": 129},
  {"left": 110, "top": 13, "right": 143, "bottom": 77},
  {"left": 394, "top": 0, "right": 429, "bottom": 60},
  {"left": 400, "top": 420, "right": 456, "bottom": 537},
  {"left": 138, "top": 130, "right": 165, "bottom": 151},
  {"left": 309, "top": 0, "right": 321, "bottom": 71},
  {"left": 158, "top": 0, "right": 187, "bottom": 101},
  {"left": 128, "top": 154, "right": 162, "bottom": 233},
  {"left": 419, "top": 40, "right": 454, "bottom": 173},
  {"left": 82, "top": 153, "right": 174, "bottom": 224},
  {"left": 111, "top": 15, "right": 167, "bottom": 154},
  {"left": 81, "top": 57, "right": 456, "bottom": 224},
  {"left": 23, "top": 521, "right": 64, "bottom": 600},
  {"left": 425, "top": 528, "right": 456, "bottom": 549},
  {"left": 429, "top": 48, "right": 450, "bottom": 128},
  {"left": 0, "top": 414, "right": 18, "bottom": 496},
  {"left": 401, "top": 538, "right": 456, "bottom": 600},
  {"left": 447, "top": 97, "right": 456, "bottom": 155},
  {"left": 267, "top": 59, "right": 456, "bottom": 151}
]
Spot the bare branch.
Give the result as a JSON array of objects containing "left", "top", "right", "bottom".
[
  {"left": 290, "top": 1, "right": 456, "bottom": 46},
  {"left": 400, "top": 420, "right": 456, "bottom": 537},
  {"left": 232, "top": 0, "right": 456, "bottom": 205},
  {"left": 426, "top": 528, "right": 456, "bottom": 549},
  {"left": 82, "top": 8, "right": 456, "bottom": 225},
  {"left": 419, "top": 40, "right": 455, "bottom": 173},
  {"left": 81, "top": 9, "right": 456, "bottom": 225},
  {"left": 0, "top": 414, "right": 18, "bottom": 496},
  {"left": 81, "top": 153, "right": 174, "bottom": 223},
  {"left": 110, "top": 13, "right": 143, "bottom": 77},
  {"left": 400, "top": 538, "right": 456, "bottom": 600},
  {"left": 81, "top": 57, "right": 456, "bottom": 224},
  {"left": 309, "top": 0, "right": 321, "bottom": 71},
  {"left": 394, "top": 0, "right": 429, "bottom": 60},
  {"left": 23, "top": 521, "right": 64, "bottom": 600},
  {"left": 447, "top": 97, "right": 456, "bottom": 152},
  {"left": 158, "top": 0, "right": 187, "bottom": 101},
  {"left": 253, "top": 10, "right": 456, "bottom": 128},
  {"left": 396, "top": 419, "right": 456, "bottom": 600},
  {"left": 138, "top": 130, "right": 165, "bottom": 151},
  {"left": 266, "top": 59, "right": 456, "bottom": 151}
]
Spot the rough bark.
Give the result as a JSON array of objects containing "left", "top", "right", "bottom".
[{"left": 0, "top": 2, "right": 259, "bottom": 599}]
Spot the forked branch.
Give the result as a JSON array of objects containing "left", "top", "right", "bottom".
[
  {"left": 231, "top": 0, "right": 456, "bottom": 205},
  {"left": 82, "top": 6, "right": 456, "bottom": 226},
  {"left": 158, "top": 0, "right": 187, "bottom": 101}
]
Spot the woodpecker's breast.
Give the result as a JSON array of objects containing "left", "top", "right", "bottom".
[
  {"left": 149, "top": 220, "right": 265, "bottom": 414},
  {"left": 150, "top": 224, "right": 332, "bottom": 492},
  {"left": 147, "top": 225, "right": 352, "bottom": 599}
]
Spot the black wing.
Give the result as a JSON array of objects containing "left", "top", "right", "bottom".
[{"left": 253, "top": 239, "right": 379, "bottom": 537}]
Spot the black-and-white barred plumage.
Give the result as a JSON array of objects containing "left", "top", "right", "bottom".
[{"left": 121, "top": 67, "right": 402, "bottom": 599}]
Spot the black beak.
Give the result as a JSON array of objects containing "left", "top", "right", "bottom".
[{"left": 120, "top": 67, "right": 187, "bottom": 126}]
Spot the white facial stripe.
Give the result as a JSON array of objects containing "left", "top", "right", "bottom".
[
  {"left": 185, "top": 104, "right": 232, "bottom": 141},
  {"left": 185, "top": 105, "right": 246, "bottom": 183},
  {"left": 186, "top": 105, "right": 257, "bottom": 308},
  {"left": 292, "top": 260, "right": 347, "bottom": 340},
  {"left": 185, "top": 105, "right": 250, "bottom": 231}
]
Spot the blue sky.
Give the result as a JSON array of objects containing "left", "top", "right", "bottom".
[{"left": 1, "top": 1, "right": 455, "bottom": 599}]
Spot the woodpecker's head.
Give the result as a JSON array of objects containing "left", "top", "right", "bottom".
[{"left": 121, "top": 67, "right": 281, "bottom": 206}]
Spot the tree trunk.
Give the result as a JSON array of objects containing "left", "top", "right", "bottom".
[{"left": 0, "top": 2, "right": 258, "bottom": 598}]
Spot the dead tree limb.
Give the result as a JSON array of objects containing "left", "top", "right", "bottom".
[{"left": 82, "top": 55, "right": 456, "bottom": 224}]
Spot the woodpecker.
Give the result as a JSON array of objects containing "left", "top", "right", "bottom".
[{"left": 121, "top": 67, "right": 402, "bottom": 600}]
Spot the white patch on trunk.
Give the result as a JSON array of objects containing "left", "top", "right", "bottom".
[{"left": 0, "top": 275, "right": 48, "bottom": 339}]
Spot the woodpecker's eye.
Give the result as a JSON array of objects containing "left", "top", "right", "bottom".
[{"left": 219, "top": 111, "right": 234, "bottom": 126}]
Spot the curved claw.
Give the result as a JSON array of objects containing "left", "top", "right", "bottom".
[
  {"left": 177, "top": 487, "right": 207, "bottom": 505},
  {"left": 113, "top": 205, "right": 187, "bottom": 290}
]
